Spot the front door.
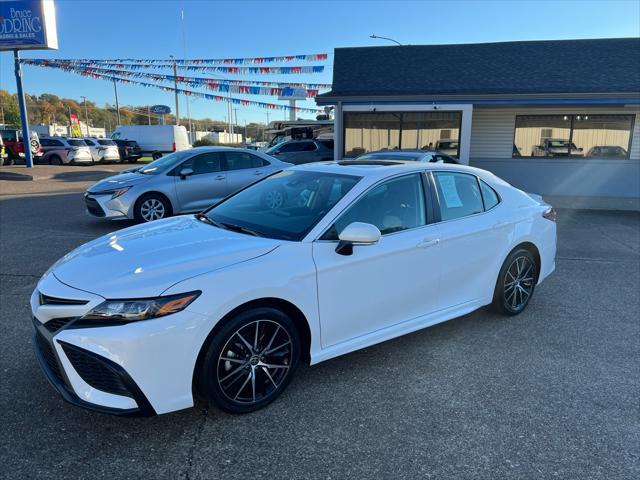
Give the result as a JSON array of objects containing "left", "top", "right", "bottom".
[
  {"left": 174, "top": 152, "right": 226, "bottom": 212},
  {"left": 313, "top": 173, "right": 441, "bottom": 348}
]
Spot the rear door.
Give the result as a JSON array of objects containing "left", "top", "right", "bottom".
[
  {"left": 223, "top": 151, "right": 270, "bottom": 195},
  {"left": 173, "top": 152, "right": 227, "bottom": 212},
  {"left": 430, "top": 171, "right": 509, "bottom": 309}
]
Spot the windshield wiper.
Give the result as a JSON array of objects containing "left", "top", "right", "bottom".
[
  {"left": 194, "top": 213, "right": 219, "bottom": 227},
  {"left": 218, "top": 221, "right": 264, "bottom": 237}
]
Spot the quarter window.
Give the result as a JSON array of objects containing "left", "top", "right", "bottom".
[
  {"left": 324, "top": 174, "right": 427, "bottom": 239},
  {"left": 225, "top": 152, "right": 265, "bottom": 170},
  {"left": 480, "top": 180, "right": 500, "bottom": 210},
  {"left": 433, "top": 172, "right": 483, "bottom": 221}
]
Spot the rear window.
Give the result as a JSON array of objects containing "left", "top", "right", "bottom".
[
  {"left": 98, "top": 139, "right": 116, "bottom": 146},
  {"left": 67, "top": 139, "right": 87, "bottom": 147}
]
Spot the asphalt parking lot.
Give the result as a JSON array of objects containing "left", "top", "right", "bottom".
[{"left": 1, "top": 166, "right": 639, "bottom": 480}]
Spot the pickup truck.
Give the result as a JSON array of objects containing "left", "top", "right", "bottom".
[
  {"left": 532, "top": 139, "right": 583, "bottom": 157},
  {"left": 0, "top": 129, "right": 42, "bottom": 165}
]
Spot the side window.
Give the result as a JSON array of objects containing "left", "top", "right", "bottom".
[
  {"left": 40, "top": 138, "right": 50, "bottom": 147},
  {"left": 51, "top": 139, "right": 64, "bottom": 147},
  {"left": 323, "top": 174, "right": 427, "bottom": 239},
  {"left": 279, "top": 143, "right": 303, "bottom": 153},
  {"left": 302, "top": 142, "right": 317, "bottom": 152},
  {"left": 433, "top": 172, "right": 484, "bottom": 221},
  {"left": 480, "top": 180, "right": 500, "bottom": 210},
  {"left": 225, "top": 152, "right": 264, "bottom": 170},
  {"left": 182, "top": 153, "right": 223, "bottom": 175}
]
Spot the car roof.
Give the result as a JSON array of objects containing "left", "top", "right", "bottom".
[{"left": 290, "top": 160, "right": 485, "bottom": 180}]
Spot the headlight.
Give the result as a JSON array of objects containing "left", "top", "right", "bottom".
[
  {"left": 81, "top": 291, "right": 200, "bottom": 324},
  {"left": 110, "top": 187, "right": 131, "bottom": 199}
]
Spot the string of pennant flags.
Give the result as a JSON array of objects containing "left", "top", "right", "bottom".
[
  {"left": 43, "top": 68, "right": 324, "bottom": 114},
  {"left": 20, "top": 58, "right": 325, "bottom": 75},
  {"left": 48, "top": 53, "right": 329, "bottom": 65},
  {"left": 23, "top": 62, "right": 328, "bottom": 97}
]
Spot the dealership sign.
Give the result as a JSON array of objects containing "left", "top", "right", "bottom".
[
  {"left": 0, "top": 0, "right": 58, "bottom": 51},
  {"left": 150, "top": 105, "right": 171, "bottom": 115}
]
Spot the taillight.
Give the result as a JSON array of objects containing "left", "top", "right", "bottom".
[
  {"left": 172, "top": 142, "right": 176, "bottom": 151},
  {"left": 543, "top": 207, "right": 557, "bottom": 222}
]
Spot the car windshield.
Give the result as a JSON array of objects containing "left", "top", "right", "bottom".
[
  {"left": 205, "top": 170, "right": 361, "bottom": 241},
  {"left": 67, "top": 139, "right": 87, "bottom": 147},
  {"left": 138, "top": 150, "right": 193, "bottom": 174},
  {"left": 358, "top": 153, "right": 423, "bottom": 161},
  {"left": 98, "top": 139, "right": 116, "bottom": 146}
]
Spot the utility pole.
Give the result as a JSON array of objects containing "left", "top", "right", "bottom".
[
  {"left": 233, "top": 108, "right": 239, "bottom": 143},
  {"left": 180, "top": 6, "right": 192, "bottom": 139},
  {"left": 170, "top": 55, "right": 180, "bottom": 125},
  {"left": 147, "top": 105, "right": 151, "bottom": 125},
  {"left": 81, "top": 96, "right": 90, "bottom": 136},
  {"left": 113, "top": 79, "right": 121, "bottom": 125}
]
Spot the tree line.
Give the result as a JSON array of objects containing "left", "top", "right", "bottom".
[{"left": 0, "top": 89, "right": 270, "bottom": 140}]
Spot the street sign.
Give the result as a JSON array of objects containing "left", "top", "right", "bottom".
[
  {"left": 150, "top": 105, "right": 171, "bottom": 115},
  {"left": 0, "top": 0, "right": 58, "bottom": 51}
]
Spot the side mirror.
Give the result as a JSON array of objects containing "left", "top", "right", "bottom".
[
  {"left": 179, "top": 167, "right": 194, "bottom": 179},
  {"left": 335, "top": 222, "right": 381, "bottom": 256}
]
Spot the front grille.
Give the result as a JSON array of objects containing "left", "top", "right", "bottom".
[
  {"left": 61, "top": 344, "right": 132, "bottom": 398},
  {"left": 35, "top": 332, "right": 64, "bottom": 384},
  {"left": 85, "top": 197, "right": 105, "bottom": 217},
  {"left": 39, "top": 293, "right": 88, "bottom": 306},
  {"left": 43, "top": 317, "right": 76, "bottom": 333}
]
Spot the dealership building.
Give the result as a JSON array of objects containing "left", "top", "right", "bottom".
[{"left": 317, "top": 38, "right": 640, "bottom": 209}]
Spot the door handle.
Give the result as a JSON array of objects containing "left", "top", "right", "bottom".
[
  {"left": 417, "top": 237, "right": 440, "bottom": 248},
  {"left": 215, "top": 175, "right": 225, "bottom": 181}
]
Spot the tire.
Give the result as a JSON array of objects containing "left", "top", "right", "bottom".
[
  {"left": 198, "top": 307, "right": 301, "bottom": 413},
  {"left": 491, "top": 248, "right": 538, "bottom": 316},
  {"left": 152, "top": 152, "right": 163, "bottom": 160},
  {"left": 128, "top": 157, "right": 139, "bottom": 164},
  {"left": 261, "top": 187, "right": 287, "bottom": 210},
  {"left": 134, "top": 193, "right": 172, "bottom": 222},
  {"left": 2, "top": 156, "right": 15, "bottom": 166},
  {"left": 48, "top": 155, "right": 63, "bottom": 166}
]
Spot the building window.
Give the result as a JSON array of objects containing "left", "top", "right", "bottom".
[
  {"left": 514, "top": 114, "right": 634, "bottom": 158},
  {"left": 343, "top": 111, "right": 462, "bottom": 158}
]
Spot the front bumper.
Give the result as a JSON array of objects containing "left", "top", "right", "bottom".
[
  {"left": 84, "top": 192, "right": 131, "bottom": 219},
  {"left": 31, "top": 273, "right": 210, "bottom": 415}
]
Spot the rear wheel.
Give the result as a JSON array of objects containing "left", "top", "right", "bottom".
[
  {"left": 48, "top": 155, "right": 63, "bottom": 166},
  {"left": 491, "top": 248, "right": 537, "bottom": 316},
  {"left": 198, "top": 308, "right": 300, "bottom": 413},
  {"left": 134, "top": 193, "right": 172, "bottom": 222},
  {"left": 152, "top": 152, "right": 163, "bottom": 160}
]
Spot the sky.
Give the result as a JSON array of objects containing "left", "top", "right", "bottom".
[{"left": 1, "top": 0, "right": 639, "bottom": 126}]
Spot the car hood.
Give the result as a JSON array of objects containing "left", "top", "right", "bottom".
[
  {"left": 88, "top": 172, "right": 151, "bottom": 192},
  {"left": 50, "top": 215, "right": 282, "bottom": 298}
]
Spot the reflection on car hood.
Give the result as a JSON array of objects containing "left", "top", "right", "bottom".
[
  {"left": 88, "top": 172, "right": 150, "bottom": 192},
  {"left": 50, "top": 215, "right": 281, "bottom": 298}
]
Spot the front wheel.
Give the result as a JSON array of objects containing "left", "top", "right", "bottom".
[
  {"left": 48, "top": 155, "right": 63, "bottom": 166},
  {"left": 134, "top": 194, "right": 172, "bottom": 222},
  {"left": 198, "top": 308, "right": 301, "bottom": 413},
  {"left": 492, "top": 248, "right": 537, "bottom": 316}
]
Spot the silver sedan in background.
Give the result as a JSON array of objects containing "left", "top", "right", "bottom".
[{"left": 84, "top": 147, "right": 292, "bottom": 222}]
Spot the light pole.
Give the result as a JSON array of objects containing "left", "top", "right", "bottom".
[
  {"left": 233, "top": 108, "right": 239, "bottom": 143},
  {"left": 113, "top": 79, "right": 121, "bottom": 125},
  {"left": 170, "top": 55, "right": 180, "bottom": 125},
  {"left": 81, "top": 96, "right": 90, "bottom": 136},
  {"left": 369, "top": 34, "right": 402, "bottom": 46}
]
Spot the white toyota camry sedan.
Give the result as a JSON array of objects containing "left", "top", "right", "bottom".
[{"left": 31, "top": 161, "right": 556, "bottom": 415}]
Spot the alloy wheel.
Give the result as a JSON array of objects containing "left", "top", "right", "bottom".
[
  {"left": 140, "top": 198, "right": 166, "bottom": 222},
  {"left": 217, "top": 320, "right": 292, "bottom": 405},
  {"left": 503, "top": 256, "right": 535, "bottom": 310}
]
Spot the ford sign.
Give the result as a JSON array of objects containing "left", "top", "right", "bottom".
[
  {"left": 150, "top": 105, "right": 171, "bottom": 115},
  {"left": 0, "top": 0, "right": 58, "bottom": 51}
]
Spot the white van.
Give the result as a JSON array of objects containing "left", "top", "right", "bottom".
[{"left": 111, "top": 125, "right": 191, "bottom": 159}]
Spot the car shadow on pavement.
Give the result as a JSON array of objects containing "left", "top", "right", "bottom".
[{"left": 51, "top": 170, "right": 122, "bottom": 182}]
